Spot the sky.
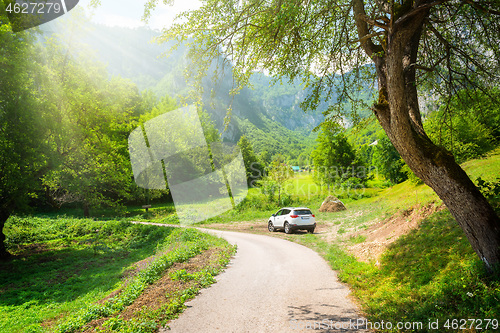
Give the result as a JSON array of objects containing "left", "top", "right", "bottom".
[{"left": 77, "top": 0, "right": 201, "bottom": 30}]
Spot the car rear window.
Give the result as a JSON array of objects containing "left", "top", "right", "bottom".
[{"left": 293, "top": 209, "right": 312, "bottom": 215}]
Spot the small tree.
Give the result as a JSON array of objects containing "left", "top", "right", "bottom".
[
  {"left": 237, "top": 135, "right": 264, "bottom": 187},
  {"left": 311, "top": 122, "right": 365, "bottom": 190},
  {"left": 372, "top": 134, "right": 408, "bottom": 184},
  {"left": 266, "top": 154, "right": 294, "bottom": 203}
]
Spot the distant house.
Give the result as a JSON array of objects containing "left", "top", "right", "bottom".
[{"left": 292, "top": 166, "right": 300, "bottom": 172}]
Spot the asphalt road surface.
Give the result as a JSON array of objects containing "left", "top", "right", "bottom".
[{"left": 162, "top": 229, "right": 372, "bottom": 333}]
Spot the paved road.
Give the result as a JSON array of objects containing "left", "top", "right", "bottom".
[{"left": 161, "top": 229, "right": 371, "bottom": 332}]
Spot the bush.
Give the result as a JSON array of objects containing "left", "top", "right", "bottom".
[
  {"left": 425, "top": 89, "right": 500, "bottom": 163},
  {"left": 476, "top": 177, "right": 500, "bottom": 208}
]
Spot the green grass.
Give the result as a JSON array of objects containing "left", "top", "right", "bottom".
[
  {"left": 57, "top": 228, "right": 234, "bottom": 333},
  {"left": 291, "top": 209, "right": 500, "bottom": 332},
  {"left": 312, "top": 148, "right": 500, "bottom": 231},
  {"left": 105, "top": 247, "right": 235, "bottom": 332},
  {"left": 0, "top": 217, "right": 173, "bottom": 333},
  {"left": 284, "top": 149, "right": 500, "bottom": 332},
  {"left": 462, "top": 147, "right": 500, "bottom": 180},
  {"left": 2, "top": 149, "right": 498, "bottom": 332},
  {"left": 0, "top": 217, "right": 234, "bottom": 333}
]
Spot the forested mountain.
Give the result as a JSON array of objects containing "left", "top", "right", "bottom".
[{"left": 39, "top": 23, "right": 377, "bottom": 161}]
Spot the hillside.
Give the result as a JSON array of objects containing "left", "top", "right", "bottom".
[
  {"left": 44, "top": 24, "right": 320, "bottom": 145},
  {"left": 40, "top": 23, "right": 379, "bottom": 160}
]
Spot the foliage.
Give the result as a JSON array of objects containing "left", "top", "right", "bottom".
[
  {"left": 235, "top": 114, "right": 317, "bottom": 163},
  {"left": 261, "top": 154, "right": 294, "bottom": 203},
  {"left": 237, "top": 135, "right": 264, "bottom": 187},
  {"left": 37, "top": 36, "right": 142, "bottom": 216},
  {"left": 0, "top": 217, "right": 174, "bottom": 333},
  {"left": 372, "top": 134, "right": 408, "bottom": 184},
  {"left": 425, "top": 89, "right": 500, "bottom": 163},
  {"left": 476, "top": 177, "right": 500, "bottom": 209},
  {"left": 0, "top": 6, "right": 51, "bottom": 257},
  {"left": 0, "top": 217, "right": 234, "bottom": 333},
  {"left": 311, "top": 122, "right": 367, "bottom": 188},
  {"left": 402, "top": 163, "right": 424, "bottom": 185}
]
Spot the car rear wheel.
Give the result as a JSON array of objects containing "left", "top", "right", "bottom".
[
  {"left": 308, "top": 228, "right": 315, "bottom": 234},
  {"left": 268, "top": 221, "right": 276, "bottom": 232},
  {"left": 284, "top": 222, "right": 292, "bottom": 234}
]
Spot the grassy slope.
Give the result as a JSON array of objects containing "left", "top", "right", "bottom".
[{"left": 294, "top": 148, "right": 500, "bottom": 332}]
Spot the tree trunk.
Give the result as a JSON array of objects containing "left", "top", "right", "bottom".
[
  {"left": 0, "top": 211, "right": 11, "bottom": 260},
  {"left": 371, "top": 12, "right": 500, "bottom": 268},
  {"left": 83, "top": 202, "right": 90, "bottom": 217}
]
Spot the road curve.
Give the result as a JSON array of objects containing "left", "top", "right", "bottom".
[{"left": 161, "top": 229, "right": 371, "bottom": 333}]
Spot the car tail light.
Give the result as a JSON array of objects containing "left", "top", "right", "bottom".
[
  {"left": 290, "top": 214, "right": 298, "bottom": 218},
  {"left": 312, "top": 214, "right": 315, "bottom": 217}
]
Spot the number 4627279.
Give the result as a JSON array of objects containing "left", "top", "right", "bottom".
[{"left": 5, "top": 2, "right": 64, "bottom": 15}]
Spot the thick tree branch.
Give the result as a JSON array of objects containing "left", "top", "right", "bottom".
[
  {"left": 394, "top": 0, "right": 448, "bottom": 26},
  {"left": 464, "top": 0, "right": 500, "bottom": 16},
  {"left": 352, "top": 0, "right": 383, "bottom": 57},
  {"left": 350, "top": 31, "right": 385, "bottom": 45},
  {"left": 358, "top": 14, "right": 389, "bottom": 31}
]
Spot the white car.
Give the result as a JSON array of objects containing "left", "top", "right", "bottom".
[{"left": 268, "top": 207, "right": 316, "bottom": 234}]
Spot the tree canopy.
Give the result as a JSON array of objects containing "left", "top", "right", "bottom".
[
  {"left": 0, "top": 16, "right": 49, "bottom": 258},
  {"left": 311, "top": 121, "right": 365, "bottom": 189}
]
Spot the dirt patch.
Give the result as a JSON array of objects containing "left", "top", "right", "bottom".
[
  {"left": 346, "top": 203, "right": 444, "bottom": 263},
  {"left": 202, "top": 219, "right": 334, "bottom": 238},
  {"left": 121, "top": 248, "right": 219, "bottom": 320},
  {"left": 81, "top": 247, "right": 226, "bottom": 332},
  {"left": 202, "top": 204, "right": 443, "bottom": 265}
]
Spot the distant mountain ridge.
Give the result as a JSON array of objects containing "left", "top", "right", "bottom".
[
  {"left": 41, "top": 23, "right": 376, "bottom": 159},
  {"left": 66, "top": 25, "right": 325, "bottom": 126}
]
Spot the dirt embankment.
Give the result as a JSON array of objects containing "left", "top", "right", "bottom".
[
  {"left": 346, "top": 203, "right": 444, "bottom": 263},
  {"left": 79, "top": 247, "right": 225, "bottom": 332}
]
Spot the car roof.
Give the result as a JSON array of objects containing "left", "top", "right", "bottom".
[{"left": 280, "top": 207, "right": 311, "bottom": 210}]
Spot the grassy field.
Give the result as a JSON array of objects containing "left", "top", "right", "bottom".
[{"left": 0, "top": 218, "right": 234, "bottom": 333}]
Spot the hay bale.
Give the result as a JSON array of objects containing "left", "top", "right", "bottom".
[{"left": 319, "top": 196, "right": 346, "bottom": 212}]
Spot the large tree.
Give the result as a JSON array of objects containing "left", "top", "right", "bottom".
[
  {"left": 0, "top": 15, "right": 49, "bottom": 259},
  {"left": 146, "top": 0, "right": 500, "bottom": 267},
  {"left": 39, "top": 37, "right": 141, "bottom": 216}
]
